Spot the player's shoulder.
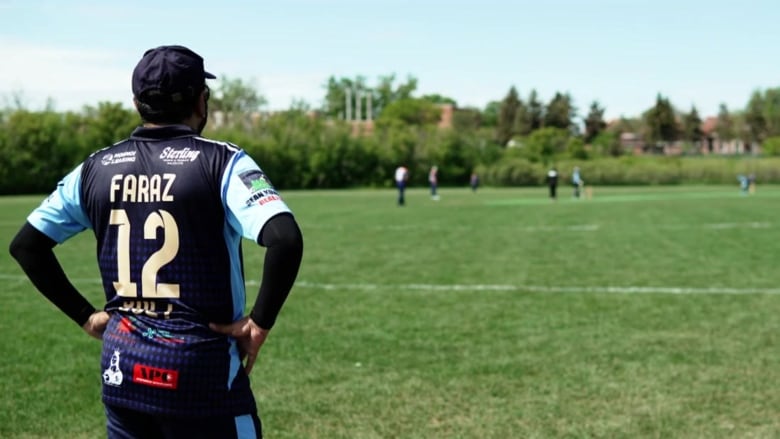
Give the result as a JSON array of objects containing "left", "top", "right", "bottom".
[
  {"left": 193, "top": 135, "right": 242, "bottom": 153},
  {"left": 83, "top": 138, "right": 134, "bottom": 165}
]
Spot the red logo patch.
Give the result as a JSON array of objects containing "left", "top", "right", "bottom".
[{"left": 132, "top": 364, "right": 179, "bottom": 390}]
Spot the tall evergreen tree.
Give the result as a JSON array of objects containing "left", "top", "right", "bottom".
[
  {"left": 682, "top": 105, "right": 703, "bottom": 144},
  {"left": 515, "top": 103, "right": 531, "bottom": 136},
  {"left": 527, "top": 89, "right": 544, "bottom": 132},
  {"left": 715, "top": 103, "right": 734, "bottom": 141},
  {"left": 761, "top": 87, "right": 780, "bottom": 138},
  {"left": 744, "top": 90, "right": 767, "bottom": 143},
  {"left": 496, "top": 86, "right": 521, "bottom": 146},
  {"left": 544, "top": 92, "right": 575, "bottom": 131},
  {"left": 643, "top": 94, "right": 678, "bottom": 147},
  {"left": 584, "top": 101, "right": 607, "bottom": 143}
]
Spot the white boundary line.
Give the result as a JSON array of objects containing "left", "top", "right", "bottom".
[
  {"left": 2, "top": 273, "right": 778, "bottom": 295},
  {"left": 301, "top": 222, "right": 772, "bottom": 232},
  {"left": 287, "top": 281, "right": 780, "bottom": 295}
]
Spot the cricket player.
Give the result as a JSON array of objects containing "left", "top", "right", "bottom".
[
  {"left": 9, "top": 45, "right": 304, "bottom": 438},
  {"left": 395, "top": 165, "right": 409, "bottom": 205}
]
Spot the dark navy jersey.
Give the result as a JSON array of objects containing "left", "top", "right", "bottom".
[{"left": 27, "top": 124, "right": 292, "bottom": 417}]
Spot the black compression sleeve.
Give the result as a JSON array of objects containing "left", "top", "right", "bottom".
[
  {"left": 249, "top": 213, "right": 304, "bottom": 329},
  {"left": 9, "top": 222, "right": 96, "bottom": 326}
]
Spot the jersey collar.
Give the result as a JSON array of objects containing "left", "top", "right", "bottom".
[{"left": 130, "top": 124, "right": 198, "bottom": 140}]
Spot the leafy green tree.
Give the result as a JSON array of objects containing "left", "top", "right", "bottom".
[
  {"left": 452, "top": 107, "right": 482, "bottom": 131},
  {"left": 210, "top": 76, "right": 267, "bottom": 127},
  {"left": 481, "top": 101, "right": 501, "bottom": 127},
  {"left": 322, "top": 74, "right": 417, "bottom": 121},
  {"left": 372, "top": 74, "right": 418, "bottom": 118},
  {"left": 566, "top": 137, "right": 588, "bottom": 159},
  {"left": 322, "top": 75, "right": 368, "bottom": 119},
  {"left": 80, "top": 102, "right": 139, "bottom": 151},
  {"left": 496, "top": 86, "right": 521, "bottom": 146},
  {"left": 591, "top": 131, "right": 623, "bottom": 157},
  {"left": 421, "top": 94, "right": 457, "bottom": 105},
  {"left": 584, "top": 101, "right": 607, "bottom": 143},
  {"left": 761, "top": 136, "right": 780, "bottom": 156},
  {"left": 0, "top": 110, "right": 73, "bottom": 193},
  {"left": 375, "top": 98, "right": 442, "bottom": 127},
  {"left": 523, "top": 127, "right": 569, "bottom": 163},
  {"left": 434, "top": 129, "right": 481, "bottom": 184},
  {"left": 606, "top": 116, "right": 640, "bottom": 135}
]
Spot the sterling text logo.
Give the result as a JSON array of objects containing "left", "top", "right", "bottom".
[{"left": 159, "top": 147, "right": 201, "bottom": 165}]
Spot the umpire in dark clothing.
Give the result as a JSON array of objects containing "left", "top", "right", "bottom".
[{"left": 547, "top": 167, "right": 558, "bottom": 200}]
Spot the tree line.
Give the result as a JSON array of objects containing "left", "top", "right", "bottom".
[{"left": 2, "top": 75, "right": 780, "bottom": 194}]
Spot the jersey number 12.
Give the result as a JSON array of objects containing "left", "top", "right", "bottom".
[{"left": 109, "top": 209, "right": 181, "bottom": 298}]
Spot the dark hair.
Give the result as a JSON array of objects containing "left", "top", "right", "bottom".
[{"left": 135, "top": 92, "right": 198, "bottom": 124}]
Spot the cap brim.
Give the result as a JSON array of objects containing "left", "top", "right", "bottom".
[{"left": 205, "top": 71, "right": 216, "bottom": 79}]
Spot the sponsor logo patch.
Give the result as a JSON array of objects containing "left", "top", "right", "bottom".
[
  {"left": 132, "top": 364, "right": 179, "bottom": 390},
  {"left": 245, "top": 191, "right": 281, "bottom": 206},
  {"left": 101, "top": 151, "right": 137, "bottom": 166},
  {"left": 239, "top": 170, "right": 274, "bottom": 192},
  {"left": 240, "top": 170, "right": 282, "bottom": 206},
  {"left": 159, "top": 147, "right": 201, "bottom": 165}
]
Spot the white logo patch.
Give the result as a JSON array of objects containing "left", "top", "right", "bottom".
[
  {"left": 103, "top": 350, "right": 124, "bottom": 386},
  {"left": 101, "top": 151, "right": 137, "bottom": 166}
]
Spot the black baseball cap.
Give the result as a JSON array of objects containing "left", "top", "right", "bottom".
[{"left": 132, "top": 45, "right": 216, "bottom": 104}]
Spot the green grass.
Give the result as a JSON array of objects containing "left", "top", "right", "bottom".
[{"left": 1, "top": 185, "right": 779, "bottom": 438}]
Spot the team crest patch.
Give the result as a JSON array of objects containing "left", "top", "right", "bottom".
[
  {"left": 239, "top": 170, "right": 274, "bottom": 192},
  {"left": 103, "top": 350, "right": 124, "bottom": 387}
]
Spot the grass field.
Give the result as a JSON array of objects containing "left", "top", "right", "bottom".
[{"left": 1, "top": 185, "right": 779, "bottom": 438}]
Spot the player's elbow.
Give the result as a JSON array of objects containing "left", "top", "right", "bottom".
[
  {"left": 9, "top": 223, "right": 56, "bottom": 264},
  {"left": 278, "top": 221, "right": 304, "bottom": 256},
  {"left": 260, "top": 214, "right": 304, "bottom": 252},
  {"left": 9, "top": 227, "right": 32, "bottom": 262},
  {"left": 8, "top": 234, "right": 22, "bottom": 262}
]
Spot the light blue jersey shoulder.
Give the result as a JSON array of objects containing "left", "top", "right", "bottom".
[
  {"left": 221, "top": 151, "right": 292, "bottom": 242},
  {"left": 27, "top": 164, "right": 92, "bottom": 243}
]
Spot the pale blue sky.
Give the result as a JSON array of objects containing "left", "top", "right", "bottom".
[{"left": 2, "top": 0, "right": 779, "bottom": 120}]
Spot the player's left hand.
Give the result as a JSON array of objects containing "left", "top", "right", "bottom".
[
  {"left": 209, "top": 317, "right": 269, "bottom": 374},
  {"left": 82, "top": 310, "right": 110, "bottom": 340}
]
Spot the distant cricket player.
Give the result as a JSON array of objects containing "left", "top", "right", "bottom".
[
  {"left": 395, "top": 164, "right": 409, "bottom": 206},
  {"left": 572, "top": 166, "right": 583, "bottom": 198},
  {"left": 547, "top": 167, "right": 559, "bottom": 200},
  {"left": 429, "top": 165, "right": 440, "bottom": 201}
]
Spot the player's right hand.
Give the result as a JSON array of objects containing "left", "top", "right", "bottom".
[{"left": 82, "top": 310, "right": 110, "bottom": 340}]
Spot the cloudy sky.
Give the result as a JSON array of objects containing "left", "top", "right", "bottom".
[{"left": 2, "top": 0, "right": 779, "bottom": 120}]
